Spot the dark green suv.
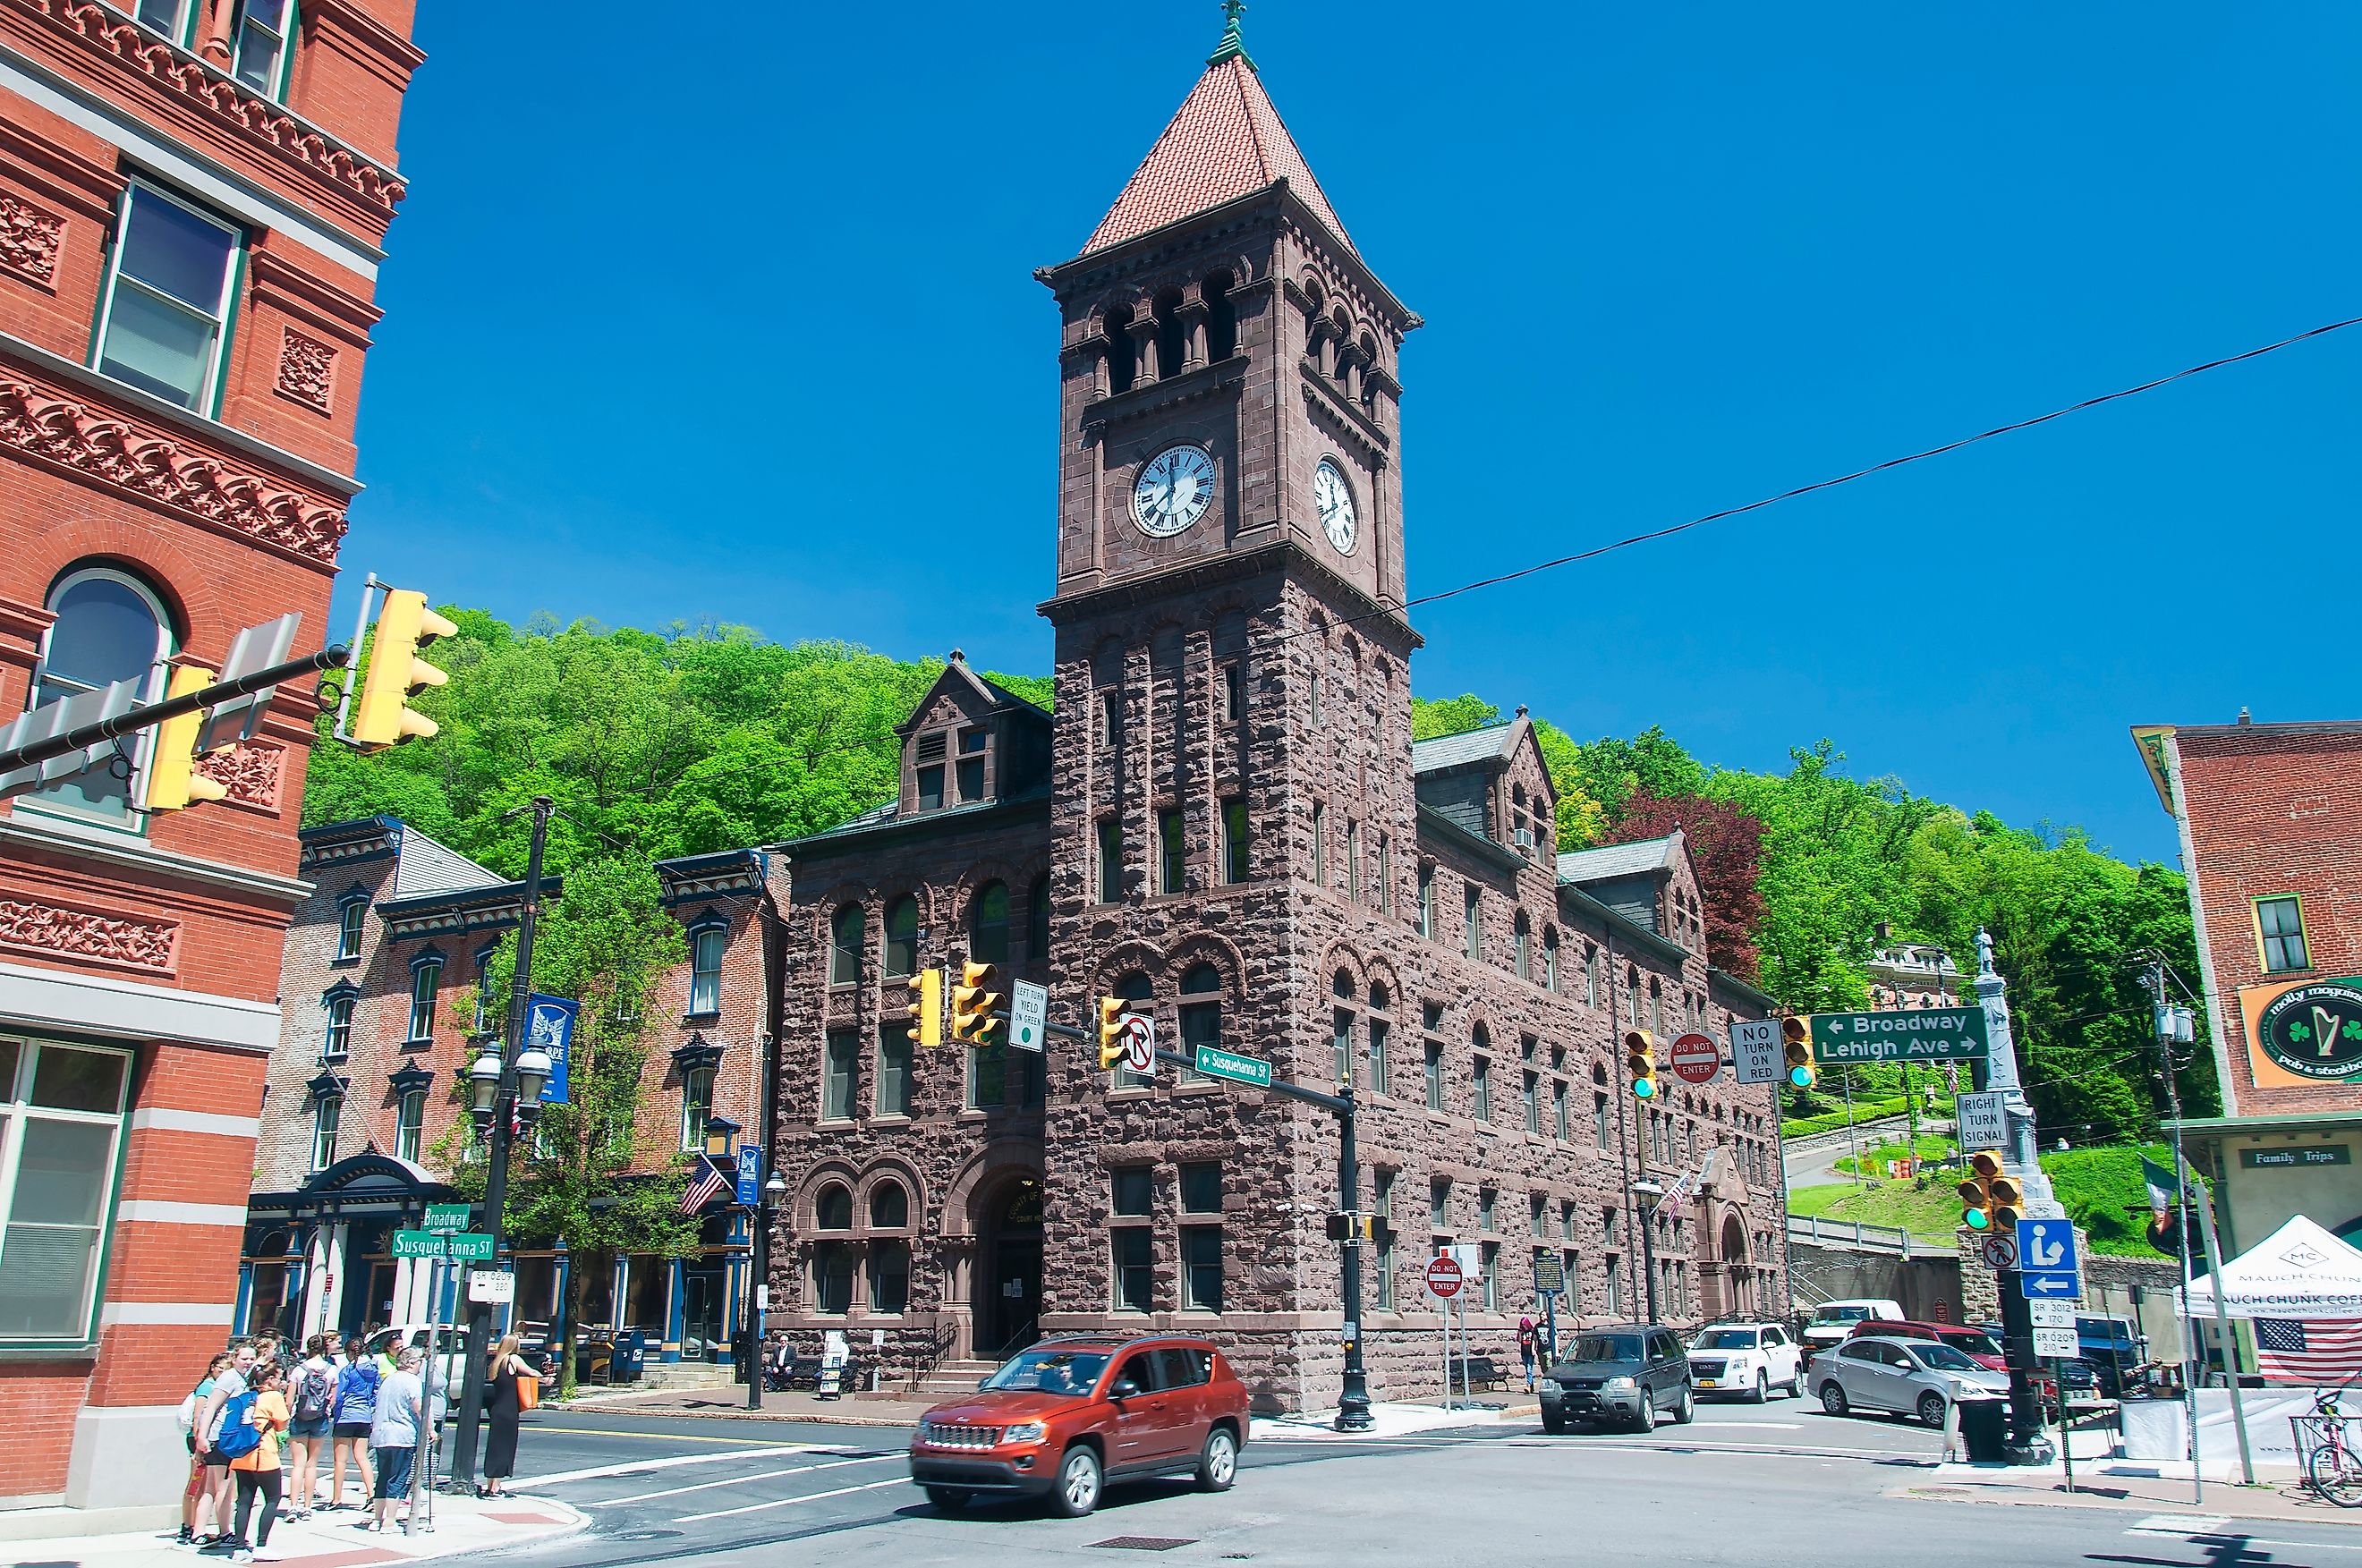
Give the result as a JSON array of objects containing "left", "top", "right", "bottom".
[{"left": 1538, "top": 1325, "right": 1693, "bottom": 1434}]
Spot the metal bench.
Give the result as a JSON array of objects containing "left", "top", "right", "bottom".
[{"left": 1449, "top": 1355, "right": 1505, "bottom": 1392}]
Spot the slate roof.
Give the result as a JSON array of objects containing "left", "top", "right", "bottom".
[
  {"left": 1083, "top": 55, "right": 1355, "bottom": 258},
  {"left": 1554, "top": 835, "right": 1682, "bottom": 887},
  {"left": 389, "top": 830, "right": 503, "bottom": 900},
  {"left": 1411, "top": 724, "right": 1518, "bottom": 775}
]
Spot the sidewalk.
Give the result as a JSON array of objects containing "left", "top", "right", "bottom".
[
  {"left": 1, "top": 1491, "right": 584, "bottom": 1568},
  {"left": 1252, "top": 1399, "right": 1540, "bottom": 1442},
  {"left": 547, "top": 1386, "right": 932, "bottom": 1427},
  {"left": 1900, "top": 1459, "right": 2362, "bottom": 1529}
]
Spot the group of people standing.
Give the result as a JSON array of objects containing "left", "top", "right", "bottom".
[{"left": 174, "top": 1327, "right": 539, "bottom": 1559}]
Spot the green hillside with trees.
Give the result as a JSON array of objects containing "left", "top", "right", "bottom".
[{"left": 307, "top": 613, "right": 2217, "bottom": 1148}]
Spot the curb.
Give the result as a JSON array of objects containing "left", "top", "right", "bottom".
[{"left": 1897, "top": 1480, "right": 2358, "bottom": 1529}]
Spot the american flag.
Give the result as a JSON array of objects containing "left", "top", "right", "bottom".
[
  {"left": 679, "top": 1156, "right": 730, "bottom": 1216},
  {"left": 2254, "top": 1318, "right": 2362, "bottom": 1384}
]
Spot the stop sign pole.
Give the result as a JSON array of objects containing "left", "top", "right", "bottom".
[{"left": 1425, "top": 1256, "right": 1464, "bottom": 1411}]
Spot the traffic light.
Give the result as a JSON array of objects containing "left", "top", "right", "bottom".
[
  {"left": 1990, "top": 1169, "right": 2026, "bottom": 1230},
  {"left": 1782, "top": 1016, "right": 1815, "bottom": 1089},
  {"left": 1957, "top": 1148, "right": 2006, "bottom": 1231},
  {"left": 1625, "top": 1029, "right": 1657, "bottom": 1099},
  {"left": 1324, "top": 1214, "right": 1396, "bottom": 1243},
  {"left": 140, "top": 665, "right": 228, "bottom": 812},
  {"left": 905, "top": 967, "right": 943, "bottom": 1048},
  {"left": 1098, "top": 996, "right": 1128, "bottom": 1071},
  {"left": 950, "top": 962, "right": 1003, "bottom": 1044},
  {"left": 349, "top": 589, "right": 456, "bottom": 749}
]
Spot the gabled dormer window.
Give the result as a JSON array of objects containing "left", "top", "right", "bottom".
[
  {"left": 956, "top": 727, "right": 987, "bottom": 803},
  {"left": 914, "top": 729, "right": 947, "bottom": 812}
]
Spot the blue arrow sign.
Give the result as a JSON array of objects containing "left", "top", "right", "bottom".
[
  {"left": 2016, "top": 1217, "right": 2078, "bottom": 1274},
  {"left": 735, "top": 1145, "right": 762, "bottom": 1208},
  {"left": 2020, "top": 1270, "right": 2079, "bottom": 1299}
]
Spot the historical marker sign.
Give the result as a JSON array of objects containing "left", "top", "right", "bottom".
[
  {"left": 1811, "top": 1006, "right": 1989, "bottom": 1064},
  {"left": 1534, "top": 1252, "right": 1566, "bottom": 1293}
]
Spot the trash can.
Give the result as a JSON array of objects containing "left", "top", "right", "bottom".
[
  {"left": 613, "top": 1329, "right": 648, "bottom": 1385},
  {"left": 1958, "top": 1397, "right": 2009, "bottom": 1463}
]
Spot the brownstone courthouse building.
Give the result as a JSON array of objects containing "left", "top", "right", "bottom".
[{"left": 760, "top": 27, "right": 1788, "bottom": 1411}]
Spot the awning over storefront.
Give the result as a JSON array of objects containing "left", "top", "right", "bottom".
[{"left": 2186, "top": 1214, "right": 2362, "bottom": 1320}]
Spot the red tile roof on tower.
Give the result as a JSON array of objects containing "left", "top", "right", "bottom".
[{"left": 1083, "top": 54, "right": 1356, "bottom": 258}]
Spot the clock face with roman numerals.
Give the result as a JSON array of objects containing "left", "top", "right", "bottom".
[
  {"left": 1314, "top": 458, "right": 1357, "bottom": 555},
  {"left": 1132, "top": 445, "right": 1217, "bottom": 538}
]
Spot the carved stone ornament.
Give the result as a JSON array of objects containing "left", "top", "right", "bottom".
[
  {"left": 0, "top": 895, "right": 177, "bottom": 970},
  {"left": 192, "top": 740, "right": 283, "bottom": 810},
  {"left": 0, "top": 191, "right": 64, "bottom": 286},
  {"left": 24, "top": 0, "right": 406, "bottom": 215},
  {"left": 0, "top": 377, "right": 348, "bottom": 564},
  {"left": 276, "top": 329, "right": 334, "bottom": 411}
]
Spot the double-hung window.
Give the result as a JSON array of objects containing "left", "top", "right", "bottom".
[
  {"left": 395, "top": 1090, "right": 424, "bottom": 1163},
  {"left": 310, "top": 1091, "right": 341, "bottom": 1173},
  {"left": 688, "top": 926, "right": 725, "bottom": 1016},
  {"left": 322, "top": 992, "right": 353, "bottom": 1060},
  {"left": 406, "top": 956, "right": 441, "bottom": 1043},
  {"left": 231, "top": 0, "right": 297, "bottom": 100},
  {"left": 27, "top": 568, "right": 173, "bottom": 824},
  {"left": 2257, "top": 896, "right": 2310, "bottom": 974},
  {"left": 679, "top": 1065, "right": 714, "bottom": 1148},
  {"left": 95, "top": 182, "right": 241, "bottom": 413},
  {"left": 336, "top": 896, "right": 368, "bottom": 962},
  {"left": 823, "top": 1030, "right": 858, "bottom": 1122},
  {"left": 0, "top": 1041, "right": 132, "bottom": 1343},
  {"left": 112, "top": 2, "right": 196, "bottom": 45}
]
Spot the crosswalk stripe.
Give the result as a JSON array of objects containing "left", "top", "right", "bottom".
[
  {"left": 514, "top": 1445, "right": 820, "bottom": 1487},
  {"left": 604, "top": 1454, "right": 902, "bottom": 1505},
  {"left": 676, "top": 1476, "right": 911, "bottom": 1522}
]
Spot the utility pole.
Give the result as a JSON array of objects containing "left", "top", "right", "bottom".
[{"left": 449, "top": 794, "right": 552, "bottom": 1490}]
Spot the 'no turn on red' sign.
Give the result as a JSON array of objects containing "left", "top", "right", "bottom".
[
  {"left": 1424, "top": 1255, "right": 1464, "bottom": 1300},
  {"left": 1670, "top": 1032, "right": 1721, "bottom": 1085}
]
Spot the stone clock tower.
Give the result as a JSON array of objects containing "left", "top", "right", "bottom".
[{"left": 1032, "top": 7, "right": 1431, "bottom": 1401}]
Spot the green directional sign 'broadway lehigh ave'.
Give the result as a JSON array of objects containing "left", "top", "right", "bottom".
[
  {"left": 1194, "top": 1045, "right": 1273, "bottom": 1089},
  {"left": 1810, "top": 1005, "right": 1989, "bottom": 1064}
]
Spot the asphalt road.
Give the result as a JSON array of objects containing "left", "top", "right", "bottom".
[{"left": 472, "top": 1398, "right": 2359, "bottom": 1568}]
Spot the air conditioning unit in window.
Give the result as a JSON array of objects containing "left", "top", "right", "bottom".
[{"left": 1512, "top": 826, "right": 1535, "bottom": 853}]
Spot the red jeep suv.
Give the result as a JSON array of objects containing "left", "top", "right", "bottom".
[{"left": 909, "top": 1335, "right": 1250, "bottom": 1517}]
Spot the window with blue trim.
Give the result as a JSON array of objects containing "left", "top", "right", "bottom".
[
  {"left": 688, "top": 925, "right": 725, "bottom": 1016},
  {"left": 321, "top": 986, "right": 355, "bottom": 1060},
  {"left": 335, "top": 892, "right": 369, "bottom": 962},
  {"left": 406, "top": 954, "right": 442, "bottom": 1043}
]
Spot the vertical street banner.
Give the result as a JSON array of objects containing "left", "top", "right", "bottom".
[{"left": 529, "top": 993, "right": 577, "bottom": 1103}]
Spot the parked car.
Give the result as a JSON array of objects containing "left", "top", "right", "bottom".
[
  {"left": 1801, "top": 1299, "right": 1904, "bottom": 1362},
  {"left": 2077, "top": 1316, "right": 2142, "bottom": 1397},
  {"left": 1814, "top": 1334, "right": 2009, "bottom": 1428},
  {"left": 1842, "top": 1318, "right": 2006, "bottom": 1372},
  {"left": 907, "top": 1335, "right": 1248, "bottom": 1518},
  {"left": 369, "top": 1325, "right": 466, "bottom": 1394},
  {"left": 1539, "top": 1325, "right": 1692, "bottom": 1433},
  {"left": 1687, "top": 1321, "right": 1805, "bottom": 1403},
  {"left": 2035, "top": 1357, "right": 2100, "bottom": 1419}
]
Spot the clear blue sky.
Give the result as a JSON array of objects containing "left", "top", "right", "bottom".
[{"left": 344, "top": 3, "right": 2359, "bottom": 867}]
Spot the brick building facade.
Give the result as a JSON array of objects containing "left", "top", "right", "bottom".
[
  {"left": 239, "top": 819, "right": 776, "bottom": 1369},
  {"left": 761, "top": 30, "right": 1787, "bottom": 1412},
  {"left": 2134, "top": 717, "right": 2362, "bottom": 1259},
  {"left": 0, "top": 0, "right": 419, "bottom": 1524}
]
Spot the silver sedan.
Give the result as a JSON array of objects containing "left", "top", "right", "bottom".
[{"left": 1813, "top": 1335, "right": 2009, "bottom": 1428}]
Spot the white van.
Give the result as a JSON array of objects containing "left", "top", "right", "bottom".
[{"left": 1801, "top": 1299, "right": 1905, "bottom": 1361}]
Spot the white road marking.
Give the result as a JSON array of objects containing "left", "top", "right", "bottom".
[
  {"left": 675, "top": 1476, "right": 912, "bottom": 1522},
  {"left": 1686, "top": 1422, "right": 1805, "bottom": 1429},
  {"left": 2127, "top": 1527, "right": 2362, "bottom": 1554},
  {"left": 2129, "top": 1515, "right": 2229, "bottom": 1533},
  {"left": 604, "top": 1454, "right": 902, "bottom": 1505},
  {"left": 514, "top": 1445, "right": 821, "bottom": 1487}
]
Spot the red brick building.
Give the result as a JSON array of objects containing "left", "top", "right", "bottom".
[
  {"left": 760, "top": 21, "right": 1788, "bottom": 1411},
  {"left": 2134, "top": 717, "right": 2362, "bottom": 1257},
  {"left": 242, "top": 823, "right": 775, "bottom": 1374},
  {"left": 0, "top": 0, "right": 420, "bottom": 1526}
]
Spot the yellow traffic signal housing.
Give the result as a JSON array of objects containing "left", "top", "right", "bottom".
[
  {"left": 950, "top": 962, "right": 1003, "bottom": 1044},
  {"left": 1990, "top": 1172, "right": 2026, "bottom": 1230},
  {"left": 905, "top": 967, "right": 943, "bottom": 1048},
  {"left": 350, "top": 589, "right": 457, "bottom": 750},
  {"left": 1958, "top": 1148, "right": 2006, "bottom": 1231},
  {"left": 1625, "top": 1029, "right": 1657, "bottom": 1099},
  {"left": 1097, "top": 996, "right": 1128, "bottom": 1071},
  {"left": 141, "top": 665, "right": 228, "bottom": 813},
  {"left": 1781, "top": 1016, "right": 1815, "bottom": 1089}
]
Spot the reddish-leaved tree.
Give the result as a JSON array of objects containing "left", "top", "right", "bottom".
[{"left": 1604, "top": 792, "right": 1766, "bottom": 980}]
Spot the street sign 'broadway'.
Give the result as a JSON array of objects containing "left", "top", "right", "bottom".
[
  {"left": 1194, "top": 1046, "right": 1272, "bottom": 1089},
  {"left": 1811, "top": 1005, "right": 1989, "bottom": 1064}
]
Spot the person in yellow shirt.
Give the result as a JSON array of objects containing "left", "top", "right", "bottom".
[{"left": 223, "top": 1361, "right": 290, "bottom": 1563}]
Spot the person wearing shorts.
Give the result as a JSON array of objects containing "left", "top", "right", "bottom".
[
  {"left": 285, "top": 1335, "right": 337, "bottom": 1519},
  {"left": 193, "top": 1341, "right": 257, "bottom": 1545},
  {"left": 369, "top": 1349, "right": 425, "bottom": 1533}
]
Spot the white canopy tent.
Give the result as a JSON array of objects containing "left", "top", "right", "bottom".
[{"left": 2183, "top": 1213, "right": 2362, "bottom": 1321}]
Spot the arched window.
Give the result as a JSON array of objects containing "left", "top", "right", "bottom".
[
  {"left": 1028, "top": 874, "right": 1051, "bottom": 963},
  {"left": 815, "top": 1184, "right": 854, "bottom": 1231},
  {"left": 1179, "top": 962, "right": 1222, "bottom": 1083},
  {"left": 870, "top": 1181, "right": 908, "bottom": 1229},
  {"left": 1514, "top": 913, "right": 1532, "bottom": 981},
  {"left": 829, "top": 905, "right": 864, "bottom": 985},
  {"left": 323, "top": 991, "right": 354, "bottom": 1059},
  {"left": 1543, "top": 929, "right": 1560, "bottom": 993},
  {"left": 969, "top": 881, "right": 1010, "bottom": 966},
  {"left": 1205, "top": 270, "right": 1237, "bottom": 360},
  {"left": 1106, "top": 301, "right": 1137, "bottom": 394},
  {"left": 1153, "top": 286, "right": 1185, "bottom": 378},
  {"left": 884, "top": 895, "right": 918, "bottom": 979},
  {"left": 406, "top": 953, "right": 442, "bottom": 1043},
  {"left": 29, "top": 566, "right": 173, "bottom": 821}
]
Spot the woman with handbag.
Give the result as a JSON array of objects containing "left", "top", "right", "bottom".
[{"left": 479, "top": 1333, "right": 539, "bottom": 1496}]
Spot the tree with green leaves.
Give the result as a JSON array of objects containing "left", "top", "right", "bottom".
[{"left": 440, "top": 856, "right": 694, "bottom": 1398}]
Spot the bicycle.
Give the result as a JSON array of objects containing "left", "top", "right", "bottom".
[{"left": 2304, "top": 1387, "right": 2362, "bottom": 1506}]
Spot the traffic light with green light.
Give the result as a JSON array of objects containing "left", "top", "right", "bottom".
[
  {"left": 1782, "top": 1016, "right": 1815, "bottom": 1089},
  {"left": 1958, "top": 1148, "right": 2006, "bottom": 1231},
  {"left": 1625, "top": 1029, "right": 1657, "bottom": 1099}
]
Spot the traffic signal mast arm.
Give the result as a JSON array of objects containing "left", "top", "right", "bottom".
[{"left": 0, "top": 643, "right": 350, "bottom": 782}]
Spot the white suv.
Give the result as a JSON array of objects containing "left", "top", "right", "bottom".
[{"left": 1687, "top": 1322, "right": 1804, "bottom": 1403}]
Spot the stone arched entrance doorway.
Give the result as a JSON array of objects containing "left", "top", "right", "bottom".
[{"left": 974, "top": 1172, "right": 1044, "bottom": 1360}]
